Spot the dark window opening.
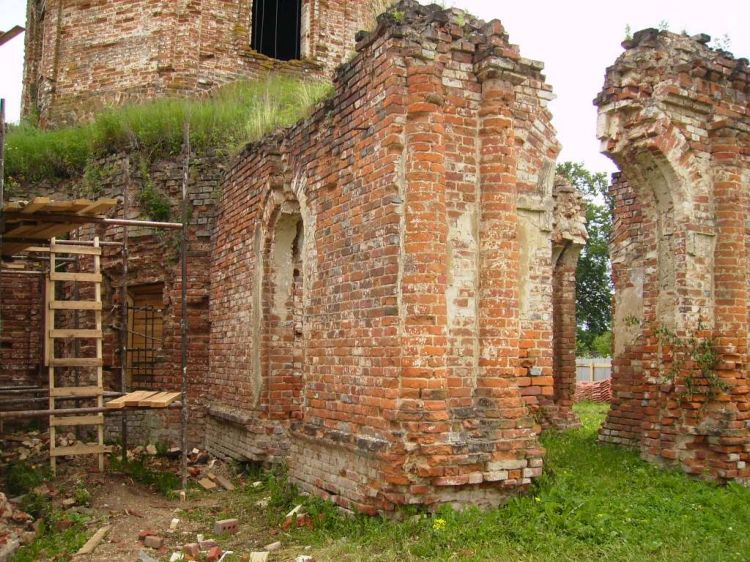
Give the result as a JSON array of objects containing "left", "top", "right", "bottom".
[
  {"left": 251, "top": 0, "right": 302, "bottom": 61},
  {"left": 126, "top": 283, "right": 164, "bottom": 384}
]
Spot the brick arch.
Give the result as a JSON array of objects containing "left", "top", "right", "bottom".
[
  {"left": 256, "top": 198, "right": 306, "bottom": 421},
  {"left": 594, "top": 29, "right": 750, "bottom": 482}
]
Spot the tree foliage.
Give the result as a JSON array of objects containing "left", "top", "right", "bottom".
[{"left": 556, "top": 162, "right": 613, "bottom": 356}]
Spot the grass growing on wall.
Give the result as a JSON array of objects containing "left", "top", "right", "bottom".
[{"left": 4, "top": 76, "right": 332, "bottom": 183}]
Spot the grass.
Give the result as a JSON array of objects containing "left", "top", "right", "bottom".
[
  {"left": 109, "top": 454, "right": 181, "bottom": 497},
  {"left": 211, "top": 402, "right": 750, "bottom": 561},
  {"left": 4, "top": 76, "right": 332, "bottom": 183},
  {"left": 11, "top": 512, "right": 90, "bottom": 562},
  {"left": 3, "top": 461, "right": 51, "bottom": 496},
  {"left": 10, "top": 402, "right": 750, "bottom": 561}
]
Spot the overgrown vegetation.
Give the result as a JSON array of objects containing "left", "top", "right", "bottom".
[
  {"left": 4, "top": 76, "right": 333, "bottom": 184},
  {"left": 12, "top": 511, "right": 90, "bottom": 562},
  {"left": 4, "top": 461, "right": 51, "bottom": 496},
  {"left": 109, "top": 454, "right": 180, "bottom": 497},
  {"left": 209, "top": 402, "right": 750, "bottom": 561}
]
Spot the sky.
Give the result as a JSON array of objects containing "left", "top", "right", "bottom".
[{"left": 1, "top": 0, "right": 749, "bottom": 175}]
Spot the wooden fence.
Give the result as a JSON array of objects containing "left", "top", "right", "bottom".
[{"left": 575, "top": 357, "right": 612, "bottom": 382}]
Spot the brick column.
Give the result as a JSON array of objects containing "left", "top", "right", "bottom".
[
  {"left": 397, "top": 49, "right": 450, "bottom": 446},
  {"left": 552, "top": 244, "right": 581, "bottom": 414},
  {"left": 709, "top": 130, "right": 750, "bottom": 480}
]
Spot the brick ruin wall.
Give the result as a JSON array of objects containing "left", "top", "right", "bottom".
[
  {"left": 596, "top": 29, "right": 750, "bottom": 483},
  {"left": 207, "top": 1, "right": 585, "bottom": 512},
  {"left": 2, "top": 153, "right": 222, "bottom": 447},
  {"left": 22, "top": 0, "right": 378, "bottom": 126},
  {"left": 0, "top": 273, "right": 44, "bottom": 390}
]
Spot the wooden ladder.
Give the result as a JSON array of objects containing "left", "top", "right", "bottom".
[{"left": 47, "top": 237, "right": 110, "bottom": 474}]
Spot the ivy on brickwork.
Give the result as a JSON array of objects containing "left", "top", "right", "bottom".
[
  {"left": 3, "top": 76, "right": 332, "bottom": 184},
  {"left": 137, "top": 159, "right": 171, "bottom": 222},
  {"left": 655, "top": 323, "right": 728, "bottom": 402}
]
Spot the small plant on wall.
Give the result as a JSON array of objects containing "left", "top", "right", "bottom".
[
  {"left": 137, "top": 159, "right": 172, "bottom": 222},
  {"left": 655, "top": 322, "right": 728, "bottom": 402}
]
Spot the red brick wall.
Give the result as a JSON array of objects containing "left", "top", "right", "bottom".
[
  {"left": 23, "top": 0, "right": 378, "bottom": 126},
  {"left": 6, "top": 153, "right": 220, "bottom": 447},
  {"left": 551, "top": 245, "right": 581, "bottom": 425},
  {"left": 597, "top": 29, "right": 750, "bottom": 483},
  {"left": 208, "top": 1, "right": 574, "bottom": 512},
  {"left": 0, "top": 272, "right": 44, "bottom": 389}
]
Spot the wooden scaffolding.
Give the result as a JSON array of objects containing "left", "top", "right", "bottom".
[
  {"left": 1, "top": 195, "right": 187, "bottom": 481},
  {"left": 47, "top": 237, "right": 109, "bottom": 474}
]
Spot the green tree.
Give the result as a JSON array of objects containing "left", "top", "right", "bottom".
[{"left": 556, "top": 162, "right": 613, "bottom": 356}]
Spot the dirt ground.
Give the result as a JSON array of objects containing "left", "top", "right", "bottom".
[
  {"left": 76, "top": 474, "right": 215, "bottom": 562},
  {"left": 1, "top": 428, "right": 315, "bottom": 562}
]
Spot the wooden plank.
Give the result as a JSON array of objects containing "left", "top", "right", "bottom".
[
  {"left": 78, "top": 198, "right": 118, "bottom": 216},
  {"left": 49, "top": 244, "right": 102, "bottom": 256},
  {"left": 208, "top": 472, "right": 236, "bottom": 491},
  {"left": 104, "top": 395, "right": 129, "bottom": 409},
  {"left": 49, "top": 329, "right": 103, "bottom": 339},
  {"left": 50, "top": 386, "right": 103, "bottom": 398},
  {"left": 124, "top": 390, "right": 159, "bottom": 407},
  {"left": 136, "top": 391, "right": 169, "bottom": 406},
  {"left": 140, "top": 391, "right": 181, "bottom": 408},
  {"left": 50, "top": 300, "right": 102, "bottom": 311},
  {"left": 49, "top": 357, "right": 103, "bottom": 367},
  {"left": 49, "top": 272, "right": 103, "bottom": 283},
  {"left": 76, "top": 526, "right": 110, "bottom": 556},
  {"left": 51, "top": 444, "right": 112, "bottom": 457},
  {"left": 50, "top": 414, "right": 104, "bottom": 427},
  {"left": 198, "top": 477, "right": 218, "bottom": 491},
  {"left": 21, "top": 197, "right": 51, "bottom": 214}
]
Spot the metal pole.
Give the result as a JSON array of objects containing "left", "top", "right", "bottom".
[
  {"left": 120, "top": 158, "right": 130, "bottom": 462},
  {"left": 1, "top": 98, "right": 6, "bottom": 345},
  {"left": 180, "top": 122, "right": 190, "bottom": 496},
  {"left": 0, "top": 269, "right": 45, "bottom": 275},
  {"left": 103, "top": 218, "right": 183, "bottom": 229},
  {"left": 0, "top": 403, "right": 182, "bottom": 420}
]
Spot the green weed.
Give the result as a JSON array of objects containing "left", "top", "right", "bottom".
[
  {"left": 245, "top": 402, "right": 750, "bottom": 561},
  {"left": 5, "top": 76, "right": 332, "bottom": 184},
  {"left": 4, "top": 461, "right": 51, "bottom": 496},
  {"left": 109, "top": 455, "right": 180, "bottom": 497},
  {"left": 12, "top": 512, "right": 90, "bottom": 562}
]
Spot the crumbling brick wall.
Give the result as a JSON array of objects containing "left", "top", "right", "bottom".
[
  {"left": 550, "top": 179, "right": 587, "bottom": 427},
  {"left": 6, "top": 153, "right": 221, "bottom": 447},
  {"left": 208, "top": 0, "right": 585, "bottom": 513},
  {"left": 596, "top": 29, "right": 750, "bottom": 483},
  {"left": 0, "top": 272, "right": 44, "bottom": 389},
  {"left": 22, "top": 0, "right": 378, "bottom": 126}
]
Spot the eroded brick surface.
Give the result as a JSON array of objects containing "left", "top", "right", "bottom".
[
  {"left": 596, "top": 29, "right": 750, "bottom": 483},
  {"left": 22, "top": 0, "right": 379, "bottom": 126},
  {"left": 208, "top": 1, "right": 585, "bottom": 511},
  {"left": 6, "top": 0, "right": 591, "bottom": 510}
]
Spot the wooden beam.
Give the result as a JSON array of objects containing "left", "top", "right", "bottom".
[
  {"left": 140, "top": 391, "right": 181, "bottom": 408},
  {"left": 49, "top": 244, "right": 102, "bottom": 256},
  {"left": 49, "top": 272, "right": 103, "bottom": 283},
  {"left": 49, "top": 329, "right": 103, "bottom": 339},
  {"left": 20, "top": 197, "right": 50, "bottom": 214},
  {"left": 50, "top": 414, "right": 104, "bottom": 427},
  {"left": 49, "top": 300, "right": 102, "bottom": 311},
  {"left": 50, "top": 386, "right": 104, "bottom": 397},
  {"left": 51, "top": 444, "right": 112, "bottom": 457},
  {"left": 76, "top": 526, "right": 110, "bottom": 556},
  {"left": 49, "top": 358, "right": 103, "bottom": 368}
]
